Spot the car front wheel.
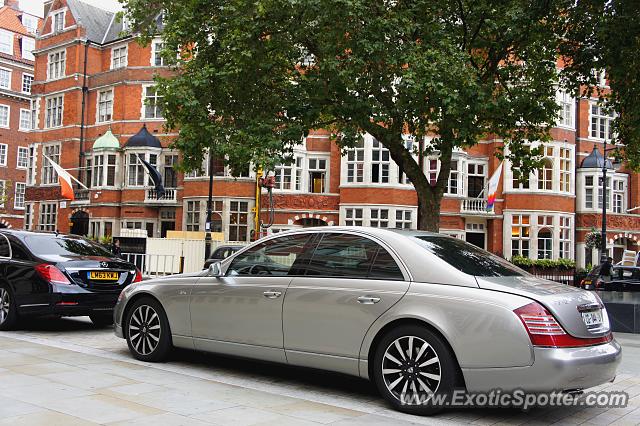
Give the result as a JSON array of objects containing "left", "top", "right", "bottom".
[
  {"left": 373, "top": 325, "right": 462, "bottom": 416},
  {"left": 125, "top": 297, "right": 172, "bottom": 362},
  {"left": 0, "top": 284, "right": 18, "bottom": 331}
]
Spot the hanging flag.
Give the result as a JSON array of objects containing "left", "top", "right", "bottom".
[
  {"left": 486, "top": 161, "right": 503, "bottom": 211},
  {"left": 43, "top": 155, "right": 84, "bottom": 201},
  {"left": 137, "top": 155, "right": 165, "bottom": 198}
]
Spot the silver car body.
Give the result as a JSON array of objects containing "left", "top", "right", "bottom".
[{"left": 114, "top": 227, "right": 621, "bottom": 392}]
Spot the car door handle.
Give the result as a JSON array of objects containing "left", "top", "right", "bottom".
[
  {"left": 357, "top": 296, "right": 381, "bottom": 304},
  {"left": 263, "top": 290, "right": 282, "bottom": 299}
]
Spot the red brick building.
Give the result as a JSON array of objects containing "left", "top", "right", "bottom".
[
  {"left": 0, "top": 0, "right": 39, "bottom": 229},
  {"left": 25, "top": 0, "right": 640, "bottom": 268}
]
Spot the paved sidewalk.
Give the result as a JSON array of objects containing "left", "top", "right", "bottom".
[{"left": 0, "top": 318, "right": 639, "bottom": 425}]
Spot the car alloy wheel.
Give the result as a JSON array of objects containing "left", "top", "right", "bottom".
[
  {"left": 128, "top": 305, "right": 162, "bottom": 356},
  {"left": 381, "top": 335, "right": 441, "bottom": 404},
  {"left": 0, "top": 288, "right": 9, "bottom": 325}
]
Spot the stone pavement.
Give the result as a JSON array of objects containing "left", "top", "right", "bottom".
[{"left": 0, "top": 317, "right": 639, "bottom": 425}]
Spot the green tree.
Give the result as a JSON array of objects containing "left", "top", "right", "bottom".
[{"left": 121, "top": 0, "right": 637, "bottom": 231}]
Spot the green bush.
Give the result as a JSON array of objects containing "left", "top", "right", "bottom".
[{"left": 510, "top": 256, "right": 576, "bottom": 270}]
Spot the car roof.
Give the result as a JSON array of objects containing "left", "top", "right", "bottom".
[{"left": 0, "top": 229, "right": 88, "bottom": 241}]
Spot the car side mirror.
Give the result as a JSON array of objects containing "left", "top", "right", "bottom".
[{"left": 208, "top": 261, "right": 223, "bottom": 277}]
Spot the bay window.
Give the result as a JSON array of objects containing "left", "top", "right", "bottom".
[
  {"left": 370, "top": 209, "right": 389, "bottom": 228},
  {"left": 92, "top": 154, "right": 117, "bottom": 187},
  {"left": 308, "top": 158, "right": 327, "bottom": 193},
  {"left": 346, "top": 139, "right": 365, "bottom": 183},
  {"left": 371, "top": 138, "right": 390, "bottom": 183},
  {"left": 345, "top": 208, "right": 363, "bottom": 226}
]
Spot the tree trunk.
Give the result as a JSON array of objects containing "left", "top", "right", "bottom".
[{"left": 415, "top": 178, "right": 442, "bottom": 231}]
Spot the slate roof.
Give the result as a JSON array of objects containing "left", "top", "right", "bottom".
[
  {"left": 125, "top": 125, "right": 162, "bottom": 149},
  {"left": 65, "top": 0, "right": 120, "bottom": 43},
  {"left": 580, "top": 146, "right": 613, "bottom": 169}
]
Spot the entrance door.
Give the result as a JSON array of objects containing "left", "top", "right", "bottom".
[
  {"left": 161, "top": 221, "right": 175, "bottom": 238},
  {"left": 466, "top": 232, "right": 485, "bottom": 249},
  {"left": 70, "top": 211, "right": 89, "bottom": 236}
]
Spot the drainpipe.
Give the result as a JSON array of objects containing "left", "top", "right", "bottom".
[{"left": 78, "top": 40, "right": 90, "bottom": 188}]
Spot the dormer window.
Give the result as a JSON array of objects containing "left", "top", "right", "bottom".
[
  {"left": 22, "top": 15, "right": 38, "bottom": 34},
  {"left": 52, "top": 10, "right": 64, "bottom": 33},
  {"left": 21, "top": 37, "right": 35, "bottom": 61},
  {"left": 0, "top": 30, "right": 12, "bottom": 55}
]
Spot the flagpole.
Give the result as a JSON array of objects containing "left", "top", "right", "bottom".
[{"left": 43, "top": 154, "right": 89, "bottom": 190}]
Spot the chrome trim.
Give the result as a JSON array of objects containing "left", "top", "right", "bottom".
[{"left": 19, "top": 303, "right": 49, "bottom": 307}]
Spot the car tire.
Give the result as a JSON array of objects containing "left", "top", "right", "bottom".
[
  {"left": 89, "top": 313, "right": 114, "bottom": 327},
  {"left": 0, "top": 284, "right": 18, "bottom": 331},
  {"left": 124, "top": 297, "right": 172, "bottom": 362},
  {"left": 373, "top": 324, "right": 463, "bottom": 416}
]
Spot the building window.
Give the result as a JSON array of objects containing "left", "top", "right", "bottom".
[
  {"left": 45, "top": 95, "right": 63, "bottom": 128},
  {"left": 560, "top": 147, "right": 571, "bottom": 193},
  {"left": 39, "top": 202, "right": 57, "bottom": 231},
  {"left": 537, "top": 228, "right": 553, "bottom": 259},
  {"left": 21, "top": 37, "right": 35, "bottom": 61},
  {"left": 274, "top": 158, "right": 301, "bottom": 191},
  {"left": 0, "top": 144, "right": 6, "bottom": 166},
  {"left": 14, "top": 182, "right": 25, "bottom": 209},
  {"left": 613, "top": 179, "right": 625, "bottom": 213},
  {"left": 308, "top": 158, "right": 327, "bottom": 193},
  {"left": 42, "top": 144, "right": 60, "bottom": 185},
  {"left": 371, "top": 139, "right": 390, "bottom": 183},
  {"left": 557, "top": 90, "right": 574, "bottom": 128},
  {"left": 345, "top": 208, "right": 363, "bottom": 226},
  {"left": 511, "top": 215, "right": 530, "bottom": 258},
  {"left": 229, "top": 201, "right": 249, "bottom": 242},
  {"left": 186, "top": 200, "right": 200, "bottom": 231},
  {"left": 153, "top": 41, "right": 165, "bottom": 66},
  {"left": 0, "top": 68, "right": 10, "bottom": 89},
  {"left": 92, "top": 155, "right": 104, "bottom": 187},
  {"left": 0, "top": 105, "right": 9, "bottom": 128},
  {"left": 22, "top": 15, "right": 38, "bottom": 34},
  {"left": 346, "top": 138, "right": 365, "bottom": 183},
  {"left": 17, "top": 147, "right": 28, "bottom": 169},
  {"left": 445, "top": 160, "right": 460, "bottom": 195},
  {"left": 467, "top": 163, "right": 485, "bottom": 197},
  {"left": 97, "top": 89, "right": 113, "bottom": 122},
  {"left": 52, "top": 10, "right": 64, "bottom": 32},
  {"left": 128, "top": 153, "right": 156, "bottom": 186},
  {"left": 26, "top": 145, "right": 36, "bottom": 185},
  {"left": 47, "top": 50, "right": 66, "bottom": 80},
  {"left": 585, "top": 175, "right": 594, "bottom": 209},
  {"left": 0, "top": 180, "right": 5, "bottom": 208},
  {"left": 370, "top": 209, "right": 389, "bottom": 228},
  {"left": 24, "top": 204, "right": 32, "bottom": 230},
  {"left": 143, "top": 86, "right": 163, "bottom": 119},
  {"left": 396, "top": 210, "right": 412, "bottom": 229},
  {"left": 598, "top": 176, "right": 610, "bottom": 210},
  {"left": 559, "top": 216, "right": 571, "bottom": 259},
  {"left": 19, "top": 109, "right": 31, "bottom": 131},
  {"left": 426, "top": 159, "right": 438, "bottom": 185},
  {"left": 590, "top": 104, "right": 615, "bottom": 140},
  {"left": 111, "top": 46, "right": 128, "bottom": 69},
  {"left": 0, "top": 30, "right": 11, "bottom": 54},
  {"left": 22, "top": 74, "right": 33, "bottom": 94},
  {"left": 163, "top": 154, "right": 178, "bottom": 188},
  {"left": 538, "top": 158, "right": 553, "bottom": 191}
]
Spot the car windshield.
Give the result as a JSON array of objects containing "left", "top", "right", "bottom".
[
  {"left": 412, "top": 236, "right": 526, "bottom": 277},
  {"left": 23, "top": 235, "right": 113, "bottom": 257}
]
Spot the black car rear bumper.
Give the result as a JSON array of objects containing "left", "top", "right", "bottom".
[{"left": 17, "top": 285, "right": 122, "bottom": 317}]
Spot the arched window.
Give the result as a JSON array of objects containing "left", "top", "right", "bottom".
[
  {"left": 538, "top": 158, "right": 553, "bottom": 190},
  {"left": 537, "top": 228, "right": 552, "bottom": 259}
]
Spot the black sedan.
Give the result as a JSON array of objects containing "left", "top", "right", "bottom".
[
  {"left": 0, "top": 230, "right": 141, "bottom": 330},
  {"left": 203, "top": 245, "right": 242, "bottom": 268},
  {"left": 581, "top": 265, "right": 640, "bottom": 291}
]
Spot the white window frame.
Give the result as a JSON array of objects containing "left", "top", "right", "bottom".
[
  {"left": 24, "top": 204, "right": 33, "bottom": 230},
  {"left": 41, "top": 143, "right": 60, "bottom": 185},
  {"left": 0, "top": 104, "right": 10, "bottom": 128},
  {"left": 307, "top": 156, "right": 328, "bottom": 193},
  {"left": 0, "top": 67, "right": 11, "bottom": 90},
  {"left": 344, "top": 208, "right": 363, "bottom": 226},
  {"left": 346, "top": 139, "right": 365, "bottom": 183},
  {"left": 511, "top": 214, "right": 531, "bottom": 258},
  {"left": 559, "top": 216, "right": 572, "bottom": 259},
  {"left": 185, "top": 200, "right": 201, "bottom": 231},
  {"left": 16, "top": 146, "right": 28, "bottom": 169},
  {"left": 590, "top": 103, "right": 615, "bottom": 141},
  {"left": 371, "top": 138, "right": 390, "bottom": 184},
  {"left": 47, "top": 49, "right": 66, "bottom": 81},
  {"left": 21, "top": 73, "right": 33, "bottom": 94},
  {"left": 45, "top": 95, "right": 63, "bottom": 128},
  {"left": 14, "top": 182, "right": 25, "bottom": 210},
  {"left": 39, "top": 202, "right": 57, "bottom": 231},
  {"left": 52, "top": 10, "right": 65, "bottom": 33},
  {"left": 142, "top": 85, "right": 163, "bottom": 120},
  {"left": 96, "top": 89, "right": 114, "bottom": 123},
  {"left": 556, "top": 89, "right": 574, "bottom": 129},
  {"left": 21, "top": 37, "right": 35, "bottom": 61},
  {"left": 273, "top": 157, "right": 302, "bottom": 191},
  {"left": 151, "top": 40, "right": 165, "bottom": 66},
  {"left": 19, "top": 109, "right": 31, "bottom": 131},
  {"left": 0, "top": 144, "right": 6, "bottom": 166},
  {"left": 22, "top": 15, "right": 38, "bottom": 34},
  {"left": 111, "top": 45, "right": 128, "bottom": 69},
  {"left": 0, "top": 30, "right": 12, "bottom": 55},
  {"left": 26, "top": 144, "right": 37, "bottom": 185},
  {"left": 228, "top": 200, "right": 250, "bottom": 242},
  {"left": 369, "top": 208, "right": 389, "bottom": 228}
]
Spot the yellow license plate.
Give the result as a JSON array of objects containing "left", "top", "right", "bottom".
[{"left": 89, "top": 271, "right": 119, "bottom": 280}]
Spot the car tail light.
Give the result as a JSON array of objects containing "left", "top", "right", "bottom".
[
  {"left": 35, "top": 264, "right": 71, "bottom": 285},
  {"left": 132, "top": 268, "right": 143, "bottom": 283},
  {"left": 514, "top": 302, "right": 612, "bottom": 348}
]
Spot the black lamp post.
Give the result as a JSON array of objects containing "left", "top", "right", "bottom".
[
  {"left": 204, "top": 149, "right": 214, "bottom": 261},
  {"left": 600, "top": 141, "right": 620, "bottom": 264}
]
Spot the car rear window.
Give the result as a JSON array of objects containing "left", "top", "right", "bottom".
[
  {"left": 23, "top": 235, "right": 113, "bottom": 257},
  {"left": 412, "top": 236, "right": 525, "bottom": 277}
]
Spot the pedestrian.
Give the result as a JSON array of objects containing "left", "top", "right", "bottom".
[
  {"left": 599, "top": 256, "right": 613, "bottom": 282},
  {"left": 111, "top": 238, "right": 122, "bottom": 258}
]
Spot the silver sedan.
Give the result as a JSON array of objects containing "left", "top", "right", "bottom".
[{"left": 113, "top": 227, "right": 621, "bottom": 415}]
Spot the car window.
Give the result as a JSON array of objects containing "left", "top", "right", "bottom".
[
  {"left": 588, "top": 265, "right": 602, "bottom": 278},
  {"left": 412, "top": 235, "right": 526, "bottom": 277},
  {"left": 9, "top": 241, "right": 29, "bottom": 260},
  {"left": 226, "top": 234, "right": 312, "bottom": 276},
  {"left": 304, "top": 233, "right": 404, "bottom": 280},
  {"left": 0, "top": 234, "right": 10, "bottom": 258},
  {"left": 23, "top": 235, "right": 114, "bottom": 257}
]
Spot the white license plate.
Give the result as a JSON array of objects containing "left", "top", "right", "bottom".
[{"left": 581, "top": 310, "right": 603, "bottom": 327}]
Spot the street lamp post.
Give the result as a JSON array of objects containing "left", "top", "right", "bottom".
[
  {"left": 204, "top": 150, "right": 214, "bottom": 261},
  {"left": 600, "top": 140, "right": 620, "bottom": 264}
]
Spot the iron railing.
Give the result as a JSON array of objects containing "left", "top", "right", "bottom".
[{"left": 121, "top": 252, "right": 183, "bottom": 278}]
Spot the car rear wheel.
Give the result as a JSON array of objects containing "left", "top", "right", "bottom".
[
  {"left": 89, "top": 313, "right": 114, "bottom": 327},
  {"left": 373, "top": 325, "right": 462, "bottom": 416},
  {"left": 125, "top": 297, "right": 172, "bottom": 362},
  {"left": 0, "top": 284, "right": 18, "bottom": 331}
]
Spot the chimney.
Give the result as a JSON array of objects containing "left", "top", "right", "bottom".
[{"left": 4, "top": 0, "right": 19, "bottom": 9}]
